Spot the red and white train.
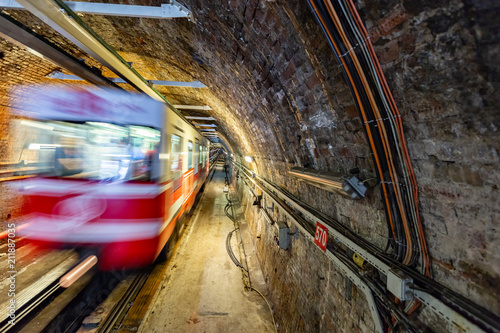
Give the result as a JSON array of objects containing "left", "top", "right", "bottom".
[{"left": 11, "top": 86, "right": 211, "bottom": 270}]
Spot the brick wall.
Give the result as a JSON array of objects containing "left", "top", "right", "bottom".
[
  {"left": 0, "top": 0, "right": 498, "bottom": 330},
  {"left": 0, "top": 39, "right": 59, "bottom": 229}
]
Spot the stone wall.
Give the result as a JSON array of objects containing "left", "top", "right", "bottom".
[
  {"left": 235, "top": 178, "right": 376, "bottom": 333},
  {"left": 356, "top": 0, "right": 500, "bottom": 314},
  {"left": 0, "top": 0, "right": 498, "bottom": 330},
  {"left": 0, "top": 39, "right": 57, "bottom": 230},
  {"left": 193, "top": 0, "right": 499, "bottom": 330}
]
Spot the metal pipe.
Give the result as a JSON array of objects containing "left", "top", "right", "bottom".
[
  {"left": 59, "top": 255, "right": 98, "bottom": 288},
  {"left": 288, "top": 167, "right": 344, "bottom": 190},
  {"left": 0, "top": 1, "right": 192, "bottom": 19}
]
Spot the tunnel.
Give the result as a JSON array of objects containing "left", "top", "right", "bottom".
[{"left": 0, "top": 1, "right": 499, "bottom": 332}]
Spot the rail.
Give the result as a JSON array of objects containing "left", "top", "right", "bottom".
[{"left": 0, "top": 256, "right": 78, "bottom": 332}]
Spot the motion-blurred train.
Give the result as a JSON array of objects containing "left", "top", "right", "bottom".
[{"left": 10, "top": 86, "right": 210, "bottom": 270}]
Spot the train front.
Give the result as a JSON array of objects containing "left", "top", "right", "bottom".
[{"left": 9, "top": 87, "right": 165, "bottom": 270}]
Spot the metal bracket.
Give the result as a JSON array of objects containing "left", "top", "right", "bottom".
[{"left": 342, "top": 176, "right": 367, "bottom": 199}]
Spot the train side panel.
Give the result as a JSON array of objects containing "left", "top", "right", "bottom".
[
  {"left": 12, "top": 88, "right": 211, "bottom": 270},
  {"left": 153, "top": 106, "right": 209, "bottom": 260}
]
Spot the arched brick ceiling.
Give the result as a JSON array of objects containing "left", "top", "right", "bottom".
[
  {"left": 1, "top": 0, "right": 499, "bottom": 318},
  {"left": 4, "top": 0, "right": 356, "bottom": 176}
]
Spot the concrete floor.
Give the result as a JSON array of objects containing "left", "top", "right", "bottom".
[{"left": 139, "top": 166, "right": 275, "bottom": 333}]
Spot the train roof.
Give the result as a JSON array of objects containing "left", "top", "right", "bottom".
[
  {"left": 12, "top": 86, "right": 209, "bottom": 140},
  {"left": 13, "top": 86, "right": 164, "bottom": 128}
]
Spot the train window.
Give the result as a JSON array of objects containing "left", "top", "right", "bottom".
[
  {"left": 202, "top": 145, "right": 206, "bottom": 165},
  {"left": 170, "top": 134, "right": 182, "bottom": 172},
  {"left": 187, "top": 141, "right": 193, "bottom": 169},
  {"left": 10, "top": 119, "right": 161, "bottom": 182},
  {"left": 194, "top": 143, "right": 199, "bottom": 174}
]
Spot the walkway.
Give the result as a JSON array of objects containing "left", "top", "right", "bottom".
[{"left": 139, "top": 165, "right": 275, "bottom": 333}]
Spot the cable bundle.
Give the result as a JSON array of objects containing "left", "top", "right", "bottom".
[{"left": 305, "top": 0, "right": 431, "bottom": 279}]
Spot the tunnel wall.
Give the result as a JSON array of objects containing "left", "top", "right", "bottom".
[
  {"left": 220, "top": 0, "right": 499, "bottom": 331},
  {"left": 0, "top": 40, "right": 59, "bottom": 229},
  {"left": 234, "top": 175, "right": 376, "bottom": 332},
  {"left": 0, "top": 0, "right": 498, "bottom": 330}
]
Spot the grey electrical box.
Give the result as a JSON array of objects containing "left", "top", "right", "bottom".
[
  {"left": 342, "top": 176, "right": 367, "bottom": 199},
  {"left": 276, "top": 221, "right": 290, "bottom": 250},
  {"left": 387, "top": 269, "right": 413, "bottom": 301}
]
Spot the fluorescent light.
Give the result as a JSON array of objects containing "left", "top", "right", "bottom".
[
  {"left": 130, "top": 127, "right": 158, "bottom": 138},
  {"left": 21, "top": 120, "right": 54, "bottom": 131},
  {"left": 28, "top": 143, "right": 60, "bottom": 150},
  {"left": 174, "top": 105, "right": 212, "bottom": 111},
  {"left": 194, "top": 123, "right": 217, "bottom": 127},
  {"left": 245, "top": 156, "right": 253, "bottom": 163}
]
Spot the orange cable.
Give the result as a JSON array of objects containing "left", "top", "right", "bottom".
[
  {"left": 307, "top": 0, "right": 399, "bottom": 244},
  {"left": 325, "top": 0, "right": 413, "bottom": 263},
  {"left": 344, "top": 0, "right": 431, "bottom": 277}
]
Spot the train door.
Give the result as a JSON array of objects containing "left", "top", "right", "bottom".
[
  {"left": 194, "top": 142, "right": 199, "bottom": 175},
  {"left": 204, "top": 146, "right": 208, "bottom": 169},
  {"left": 200, "top": 144, "right": 205, "bottom": 176},
  {"left": 186, "top": 140, "right": 194, "bottom": 197},
  {"left": 170, "top": 134, "right": 183, "bottom": 201}
]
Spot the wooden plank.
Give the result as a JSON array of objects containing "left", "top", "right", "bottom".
[{"left": 116, "top": 262, "right": 169, "bottom": 332}]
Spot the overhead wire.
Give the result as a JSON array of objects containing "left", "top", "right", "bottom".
[{"left": 306, "top": 0, "right": 403, "bottom": 261}]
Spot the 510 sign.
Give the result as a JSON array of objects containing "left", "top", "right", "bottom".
[{"left": 314, "top": 222, "right": 328, "bottom": 252}]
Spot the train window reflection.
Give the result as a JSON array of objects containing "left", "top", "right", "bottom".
[
  {"left": 170, "top": 134, "right": 182, "bottom": 172},
  {"left": 200, "top": 144, "right": 204, "bottom": 165},
  {"left": 187, "top": 141, "right": 193, "bottom": 169},
  {"left": 11, "top": 119, "right": 160, "bottom": 181},
  {"left": 194, "top": 143, "right": 199, "bottom": 174}
]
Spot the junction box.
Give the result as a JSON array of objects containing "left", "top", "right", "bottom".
[{"left": 387, "top": 269, "right": 413, "bottom": 301}]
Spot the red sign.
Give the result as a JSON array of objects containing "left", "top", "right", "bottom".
[{"left": 314, "top": 222, "right": 328, "bottom": 252}]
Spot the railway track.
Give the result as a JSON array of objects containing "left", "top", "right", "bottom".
[
  {"left": 81, "top": 153, "right": 222, "bottom": 333},
  {"left": 91, "top": 271, "right": 149, "bottom": 333},
  {"left": 0, "top": 255, "right": 82, "bottom": 333}
]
